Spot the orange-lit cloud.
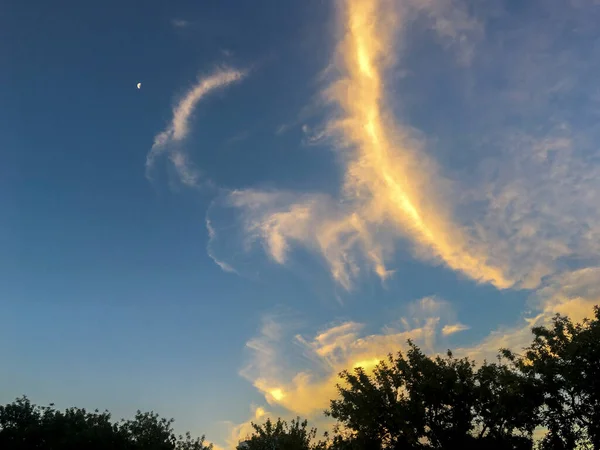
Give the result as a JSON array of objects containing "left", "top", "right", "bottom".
[
  {"left": 207, "top": 2, "right": 600, "bottom": 296},
  {"left": 318, "top": 0, "right": 513, "bottom": 288},
  {"left": 441, "top": 323, "right": 470, "bottom": 336},
  {"left": 535, "top": 268, "right": 600, "bottom": 323},
  {"left": 224, "top": 404, "right": 274, "bottom": 449},
  {"left": 454, "top": 267, "right": 600, "bottom": 363},
  {"left": 238, "top": 296, "right": 463, "bottom": 418},
  {"left": 208, "top": 0, "right": 511, "bottom": 290},
  {"left": 225, "top": 295, "right": 472, "bottom": 447}
]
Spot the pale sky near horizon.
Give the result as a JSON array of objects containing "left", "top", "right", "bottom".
[{"left": 3, "top": 0, "right": 600, "bottom": 448}]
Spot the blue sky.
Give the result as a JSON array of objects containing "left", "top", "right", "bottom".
[{"left": 3, "top": 0, "right": 600, "bottom": 447}]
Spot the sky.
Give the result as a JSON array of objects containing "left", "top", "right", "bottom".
[{"left": 2, "top": 0, "right": 600, "bottom": 447}]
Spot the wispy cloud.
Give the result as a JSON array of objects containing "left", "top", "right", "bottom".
[
  {"left": 207, "top": 0, "right": 509, "bottom": 289},
  {"left": 208, "top": 0, "right": 600, "bottom": 297},
  {"left": 224, "top": 404, "right": 274, "bottom": 448},
  {"left": 146, "top": 68, "right": 246, "bottom": 188},
  {"left": 275, "top": 123, "right": 292, "bottom": 135},
  {"left": 207, "top": 189, "right": 394, "bottom": 290},
  {"left": 441, "top": 323, "right": 470, "bottom": 336},
  {"left": 238, "top": 296, "right": 462, "bottom": 417},
  {"left": 206, "top": 219, "right": 237, "bottom": 274},
  {"left": 462, "top": 127, "right": 600, "bottom": 289},
  {"left": 453, "top": 267, "right": 600, "bottom": 363},
  {"left": 171, "top": 19, "right": 189, "bottom": 29},
  {"left": 224, "top": 130, "right": 251, "bottom": 146},
  {"left": 229, "top": 270, "right": 600, "bottom": 434}
]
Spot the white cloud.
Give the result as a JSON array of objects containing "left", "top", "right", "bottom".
[
  {"left": 222, "top": 404, "right": 275, "bottom": 449},
  {"left": 171, "top": 19, "right": 189, "bottom": 28},
  {"left": 535, "top": 267, "right": 600, "bottom": 323},
  {"left": 206, "top": 219, "right": 237, "bottom": 274},
  {"left": 207, "top": 189, "right": 393, "bottom": 289},
  {"left": 468, "top": 131, "right": 600, "bottom": 289},
  {"left": 409, "top": 0, "right": 483, "bottom": 64},
  {"left": 146, "top": 68, "right": 246, "bottom": 188},
  {"left": 455, "top": 267, "right": 600, "bottom": 362}
]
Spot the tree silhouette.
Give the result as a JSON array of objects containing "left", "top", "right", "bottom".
[
  {"left": 0, "top": 397, "right": 212, "bottom": 450},
  {"left": 237, "top": 417, "right": 317, "bottom": 450},
  {"left": 325, "top": 342, "right": 538, "bottom": 450},
  {"left": 503, "top": 306, "right": 600, "bottom": 450}
]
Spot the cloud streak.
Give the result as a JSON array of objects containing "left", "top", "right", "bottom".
[
  {"left": 441, "top": 323, "right": 470, "bottom": 336},
  {"left": 146, "top": 68, "right": 246, "bottom": 187},
  {"left": 206, "top": 219, "right": 238, "bottom": 274},
  {"left": 208, "top": 0, "right": 600, "bottom": 296},
  {"left": 171, "top": 19, "right": 189, "bottom": 29},
  {"left": 325, "top": 0, "right": 510, "bottom": 286},
  {"left": 207, "top": 0, "right": 510, "bottom": 289}
]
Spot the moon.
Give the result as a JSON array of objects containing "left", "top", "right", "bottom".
[{"left": 137, "top": 82, "right": 142, "bottom": 89}]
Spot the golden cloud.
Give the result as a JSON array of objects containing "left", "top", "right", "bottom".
[
  {"left": 208, "top": 0, "right": 512, "bottom": 290},
  {"left": 441, "top": 323, "right": 470, "bottom": 336},
  {"left": 239, "top": 296, "right": 461, "bottom": 418}
]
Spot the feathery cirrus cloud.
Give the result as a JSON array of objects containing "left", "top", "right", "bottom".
[
  {"left": 206, "top": 0, "right": 511, "bottom": 291},
  {"left": 207, "top": 0, "right": 600, "bottom": 295},
  {"left": 146, "top": 68, "right": 246, "bottom": 188}
]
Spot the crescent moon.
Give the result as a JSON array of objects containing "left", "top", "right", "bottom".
[{"left": 137, "top": 82, "right": 142, "bottom": 89}]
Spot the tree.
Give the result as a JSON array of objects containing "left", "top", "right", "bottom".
[
  {"left": 326, "top": 341, "right": 539, "bottom": 450},
  {"left": 0, "top": 396, "right": 129, "bottom": 450},
  {"left": 237, "top": 417, "right": 318, "bottom": 450},
  {"left": 0, "top": 396, "right": 212, "bottom": 450},
  {"left": 503, "top": 306, "right": 600, "bottom": 450},
  {"left": 473, "top": 360, "right": 542, "bottom": 450}
]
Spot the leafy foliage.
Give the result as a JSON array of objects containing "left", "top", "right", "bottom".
[
  {"left": 326, "top": 343, "right": 538, "bottom": 450},
  {"left": 503, "top": 306, "right": 600, "bottom": 450},
  {"left": 237, "top": 417, "right": 317, "bottom": 450},
  {"left": 0, "top": 397, "right": 212, "bottom": 450}
]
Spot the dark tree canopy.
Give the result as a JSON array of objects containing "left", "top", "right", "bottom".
[
  {"left": 237, "top": 417, "right": 318, "bottom": 450},
  {"left": 503, "top": 306, "right": 600, "bottom": 450},
  {"left": 322, "top": 306, "right": 600, "bottom": 450},
  {"left": 325, "top": 342, "right": 538, "bottom": 450},
  {"left": 0, "top": 396, "right": 212, "bottom": 450}
]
